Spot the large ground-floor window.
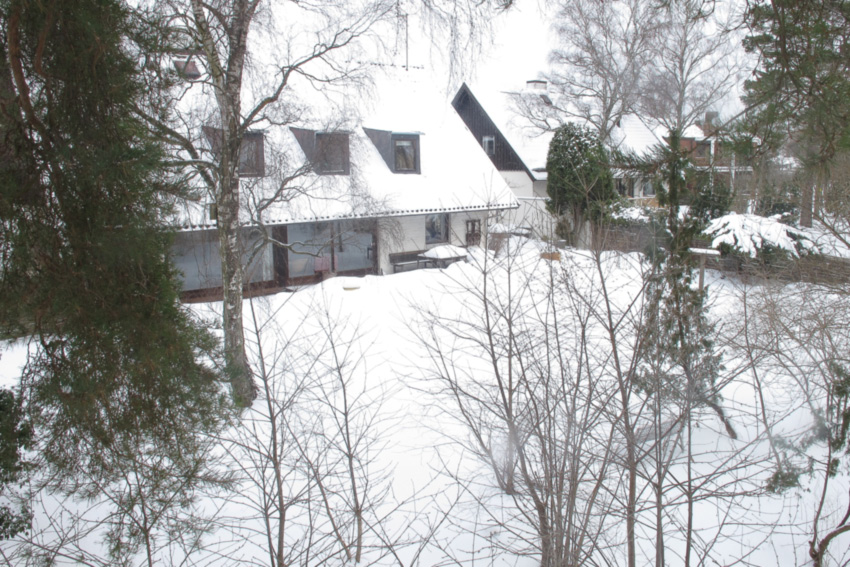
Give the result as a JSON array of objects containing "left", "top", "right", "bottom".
[
  {"left": 286, "top": 220, "right": 375, "bottom": 279},
  {"left": 425, "top": 213, "right": 450, "bottom": 245},
  {"left": 173, "top": 228, "right": 273, "bottom": 291}
]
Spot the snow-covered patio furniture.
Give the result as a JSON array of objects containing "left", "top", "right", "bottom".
[{"left": 419, "top": 245, "right": 469, "bottom": 269}]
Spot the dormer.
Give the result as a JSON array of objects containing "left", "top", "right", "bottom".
[
  {"left": 172, "top": 51, "right": 202, "bottom": 81},
  {"left": 174, "top": 58, "right": 201, "bottom": 80},
  {"left": 203, "top": 127, "right": 265, "bottom": 178},
  {"left": 364, "top": 128, "right": 421, "bottom": 174},
  {"left": 290, "top": 128, "right": 351, "bottom": 175}
]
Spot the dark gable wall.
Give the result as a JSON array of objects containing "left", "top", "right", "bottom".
[{"left": 452, "top": 84, "right": 527, "bottom": 172}]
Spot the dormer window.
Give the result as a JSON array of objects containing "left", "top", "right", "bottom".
[
  {"left": 238, "top": 132, "right": 265, "bottom": 177},
  {"left": 315, "top": 132, "right": 350, "bottom": 175},
  {"left": 173, "top": 57, "right": 201, "bottom": 80},
  {"left": 203, "top": 127, "right": 265, "bottom": 178},
  {"left": 393, "top": 136, "right": 418, "bottom": 172},
  {"left": 482, "top": 135, "right": 495, "bottom": 156},
  {"left": 363, "top": 128, "right": 421, "bottom": 174}
]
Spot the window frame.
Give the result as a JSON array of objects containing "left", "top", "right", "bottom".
[
  {"left": 425, "top": 213, "right": 450, "bottom": 245},
  {"left": 314, "top": 132, "right": 350, "bottom": 175},
  {"left": 392, "top": 134, "right": 420, "bottom": 174}
]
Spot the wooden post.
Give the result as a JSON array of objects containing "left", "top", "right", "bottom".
[{"left": 688, "top": 247, "right": 721, "bottom": 291}]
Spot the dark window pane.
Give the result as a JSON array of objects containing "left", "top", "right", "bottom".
[
  {"left": 483, "top": 135, "right": 495, "bottom": 156},
  {"left": 316, "top": 133, "right": 349, "bottom": 174},
  {"left": 425, "top": 213, "right": 449, "bottom": 244},
  {"left": 394, "top": 140, "right": 416, "bottom": 171}
]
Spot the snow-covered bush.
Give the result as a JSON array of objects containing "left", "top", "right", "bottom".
[
  {"left": 703, "top": 212, "right": 819, "bottom": 260},
  {"left": 545, "top": 123, "right": 615, "bottom": 217}
]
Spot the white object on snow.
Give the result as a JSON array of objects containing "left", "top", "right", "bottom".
[
  {"left": 420, "top": 245, "right": 469, "bottom": 260},
  {"left": 703, "top": 212, "right": 819, "bottom": 257}
]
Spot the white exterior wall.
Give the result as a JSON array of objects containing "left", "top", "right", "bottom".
[
  {"left": 532, "top": 179, "right": 548, "bottom": 198},
  {"left": 501, "top": 170, "right": 535, "bottom": 198},
  {"left": 497, "top": 172, "right": 555, "bottom": 237},
  {"left": 376, "top": 210, "right": 492, "bottom": 274}
]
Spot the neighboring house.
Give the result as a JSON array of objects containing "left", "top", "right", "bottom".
[
  {"left": 607, "top": 114, "right": 666, "bottom": 207},
  {"left": 452, "top": 81, "right": 666, "bottom": 233},
  {"left": 454, "top": 79, "right": 754, "bottom": 226},
  {"left": 678, "top": 115, "right": 754, "bottom": 211},
  {"left": 452, "top": 81, "right": 554, "bottom": 235},
  {"left": 172, "top": 68, "right": 517, "bottom": 300}
]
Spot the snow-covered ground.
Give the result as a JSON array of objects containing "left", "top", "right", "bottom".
[{"left": 2, "top": 237, "right": 849, "bottom": 566}]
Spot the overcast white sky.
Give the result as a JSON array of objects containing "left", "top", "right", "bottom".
[{"left": 468, "top": 2, "right": 557, "bottom": 93}]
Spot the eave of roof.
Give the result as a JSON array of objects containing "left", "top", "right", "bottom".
[{"left": 177, "top": 201, "right": 518, "bottom": 232}]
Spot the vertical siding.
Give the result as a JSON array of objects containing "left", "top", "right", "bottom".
[{"left": 452, "top": 85, "right": 527, "bottom": 172}]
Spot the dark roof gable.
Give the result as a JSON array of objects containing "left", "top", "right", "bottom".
[{"left": 451, "top": 83, "right": 533, "bottom": 178}]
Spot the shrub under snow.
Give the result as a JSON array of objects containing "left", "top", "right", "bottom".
[{"left": 703, "top": 212, "right": 819, "bottom": 257}]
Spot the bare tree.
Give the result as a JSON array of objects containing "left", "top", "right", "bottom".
[
  {"left": 513, "top": 0, "right": 659, "bottom": 143},
  {"left": 415, "top": 236, "right": 648, "bottom": 567},
  {"left": 136, "top": 0, "right": 394, "bottom": 405},
  {"left": 738, "top": 283, "right": 850, "bottom": 567},
  {"left": 208, "top": 291, "right": 436, "bottom": 566},
  {"left": 639, "top": 0, "right": 741, "bottom": 133}
]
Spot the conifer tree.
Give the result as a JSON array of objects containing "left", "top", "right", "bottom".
[
  {"left": 0, "top": 0, "right": 226, "bottom": 484},
  {"left": 545, "top": 123, "right": 616, "bottom": 245},
  {"left": 744, "top": 0, "right": 850, "bottom": 226}
]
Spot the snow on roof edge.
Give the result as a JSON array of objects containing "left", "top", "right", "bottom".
[{"left": 176, "top": 201, "right": 519, "bottom": 232}]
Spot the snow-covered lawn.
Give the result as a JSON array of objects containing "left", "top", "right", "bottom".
[{"left": 2, "top": 238, "right": 849, "bottom": 566}]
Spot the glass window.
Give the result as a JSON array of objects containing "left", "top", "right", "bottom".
[
  {"left": 425, "top": 213, "right": 449, "bottom": 245},
  {"left": 315, "top": 132, "right": 349, "bottom": 174},
  {"left": 204, "top": 127, "right": 265, "bottom": 177},
  {"left": 642, "top": 180, "right": 655, "bottom": 197},
  {"left": 173, "top": 228, "right": 271, "bottom": 290},
  {"left": 333, "top": 221, "right": 374, "bottom": 272},
  {"left": 483, "top": 135, "right": 495, "bottom": 156},
  {"left": 238, "top": 132, "right": 265, "bottom": 177},
  {"left": 394, "top": 139, "right": 416, "bottom": 171}
]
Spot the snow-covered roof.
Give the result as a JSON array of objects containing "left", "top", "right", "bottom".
[
  {"left": 462, "top": 82, "right": 553, "bottom": 182},
  {"left": 608, "top": 114, "right": 664, "bottom": 157},
  {"left": 173, "top": 67, "right": 517, "bottom": 230},
  {"left": 458, "top": 82, "right": 667, "bottom": 181}
]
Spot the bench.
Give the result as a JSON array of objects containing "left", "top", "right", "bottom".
[
  {"left": 390, "top": 247, "right": 469, "bottom": 273},
  {"left": 390, "top": 250, "right": 427, "bottom": 273}
]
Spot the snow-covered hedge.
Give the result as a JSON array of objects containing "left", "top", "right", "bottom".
[{"left": 702, "top": 213, "right": 819, "bottom": 258}]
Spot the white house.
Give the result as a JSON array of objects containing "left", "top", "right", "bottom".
[
  {"left": 171, "top": 67, "right": 517, "bottom": 299},
  {"left": 452, "top": 81, "right": 554, "bottom": 236}
]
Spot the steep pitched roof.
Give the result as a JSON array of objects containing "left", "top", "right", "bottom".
[
  {"left": 457, "top": 82, "right": 553, "bottom": 182},
  {"left": 454, "top": 83, "right": 667, "bottom": 182},
  {"left": 174, "top": 67, "right": 517, "bottom": 230}
]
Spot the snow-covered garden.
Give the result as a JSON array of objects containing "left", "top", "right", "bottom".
[{"left": 3, "top": 232, "right": 849, "bottom": 566}]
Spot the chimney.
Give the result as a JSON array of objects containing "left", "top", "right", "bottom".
[
  {"left": 704, "top": 111, "right": 719, "bottom": 134},
  {"left": 525, "top": 79, "right": 552, "bottom": 105}
]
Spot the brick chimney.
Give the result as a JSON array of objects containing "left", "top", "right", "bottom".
[{"left": 703, "top": 111, "right": 719, "bottom": 135}]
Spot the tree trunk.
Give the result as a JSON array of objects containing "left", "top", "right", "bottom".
[
  {"left": 190, "top": 0, "right": 257, "bottom": 405},
  {"left": 219, "top": 177, "right": 254, "bottom": 405},
  {"left": 800, "top": 182, "right": 814, "bottom": 228}
]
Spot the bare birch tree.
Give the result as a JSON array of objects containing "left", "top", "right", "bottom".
[
  {"left": 639, "top": 0, "right": 741, "bottom": 133},
  {"left": 512, "top": 0, "right": 659, "bottom": 143},
  {"left": 136, "top": 0, "right": 395, "bottom": 406}
]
